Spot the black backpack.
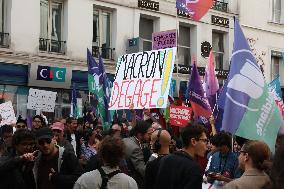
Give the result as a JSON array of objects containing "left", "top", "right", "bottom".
[{"left": 98, "top": 167, "right": 121, "bottom": 189}]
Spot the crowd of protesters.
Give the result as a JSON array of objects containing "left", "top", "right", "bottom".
[{"left": 0, "top": 109, "right": 284, "bottom": 189}]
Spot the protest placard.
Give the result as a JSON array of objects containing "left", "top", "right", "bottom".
[
  {"left": 152, "top": 30, "right": 176, "bottom": 50},
  {"left": 0, "top": 101, "right": 17, "bottom": 126},
  {"left": 109, "top": 47, "right": 177, "bottom": 110},
  {"left": 169, "top": 105, "right": 192, "bottom": 127},
  {"left": 27, "top": 88, "right": 57, "bottom": 112}
]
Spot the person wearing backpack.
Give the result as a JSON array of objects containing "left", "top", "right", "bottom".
[{"left": 74, "top": 136, "right": 138, "bottom": 189}]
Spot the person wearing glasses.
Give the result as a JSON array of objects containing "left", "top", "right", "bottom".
[
  {"left": 0, "top": 129, "right": 37, "bottom": 189},
  {"left": 155, "top": 124, "right": 209, "bottom": 189},
  {"left": 16, "top": 117, "right": 27, "bottom": 130},
  {"left": 223, "top": 140, "right": 271, "bottom": 189},
  {"left": 32, "top": 115, "right": 45, "bottom": 131},
  {"left": 34, "top": 127, "right": 82, "bottom": 189}
]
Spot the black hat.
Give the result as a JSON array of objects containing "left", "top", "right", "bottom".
[{"left": 36, "top": 127, "right": 53, "bottom": 140}]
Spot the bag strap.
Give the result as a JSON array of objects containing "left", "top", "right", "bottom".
[{"left": 98, "top": 167, "right": 121, "bottom": 189}]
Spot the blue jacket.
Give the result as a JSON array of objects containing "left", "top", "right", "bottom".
[{"left": 207, "top": 151, "right": 242, "bottom": 179}]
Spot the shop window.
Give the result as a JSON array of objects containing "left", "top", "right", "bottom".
[
  {"left": 0, "top": 84, "right": 88, "bottom": 121},
  {"left": 39, "top": 0, "right": 66, "bottom": 54},
  {"left": 212, "top": 32, "right": 224, "bottom": 70},
  {"left": 139, "top": 17, "right": 153, "bottom": 51},
  {"left": 178, "top": 25, "right": 191, "bottom": 66},
  {"left": 93, "top": 8, "right": 114, "bottom": 60}
]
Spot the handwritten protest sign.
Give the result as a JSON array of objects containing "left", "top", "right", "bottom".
[
  {"left": 27, "top": 88, "right": 57, "bottom": 112},
  {"left": 109, "top": 47, "right": 177, "bottom": 110},
  {"left": 0, "top": 101, "right": 17, "bottom": 126},
  {"left": 152, "top": 30, "right": 176, "bottom": 50},
  {"left": 169, "top": 105, "right": 192, "bottom": 127}
]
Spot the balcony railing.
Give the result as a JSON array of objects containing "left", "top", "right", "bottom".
[
  {"left": 92, "top": 46, "right": 115, "bottom": 60},
  {"left": 39, "top": 38, "right": 66, "bottom": 54},
  {"left": 0, "top": 32, "right": 9, "bottom": 48},
  {"left": 212, "top": 0, "right": 228, "bottom": 12}
]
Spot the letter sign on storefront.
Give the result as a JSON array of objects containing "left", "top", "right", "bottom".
[{"left": 37, "top": 66, "right": 66, "bottom": 82}]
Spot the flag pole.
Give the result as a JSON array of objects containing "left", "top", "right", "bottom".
[{"left": 175, "top": 5, "right": 179, "bottom": 79}]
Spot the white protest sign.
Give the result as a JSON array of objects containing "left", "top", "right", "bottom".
[
  {"left": 0, "top": 101, "right": 17, "bottom": 126},
  {"left": 27, "top": 88, "right": 57, "bottom": 112},
  {"left": 109, "top": 47, "right": 177, "bottom": 110}
]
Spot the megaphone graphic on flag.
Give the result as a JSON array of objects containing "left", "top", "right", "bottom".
[{"left": 226, "top": 58, "right": 264, "bottom": 112}]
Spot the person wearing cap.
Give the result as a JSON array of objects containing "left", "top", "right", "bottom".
[
  {"left": 34, "top": 127, "right": 82, "bottom": 189},
  {"left": 51, "top": 122, "right": 74, "bottom": 154}
]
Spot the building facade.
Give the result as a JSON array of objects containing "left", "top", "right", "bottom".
[
  {"left": 0, "top": 0, "right": 283, "bottom": 120},
  {"left": 239, "top": 0, "right": 284, "bottom": 90}
]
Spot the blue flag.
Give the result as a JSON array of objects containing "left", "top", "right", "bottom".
[{"left": 221, "top": 18, "right": 282, "bottom": 151}]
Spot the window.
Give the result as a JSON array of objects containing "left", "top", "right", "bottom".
[
  {"left": 212, "top": 0, "right": 228, "bottom": 12},
  {"left": 139, "top": 17, "right": 153, "bottom": 51},
  {"left": 272, "top": 0, "right": 284, "bottom": 23},
  {"left": 271, "top": 56, "right": 280, "bottom": 79},
  {"left": 0, "top": 0, "right": 8, "bottom": 48},
  {"left": 93, "top": 8, "right": 113, "bottom": 59},
  {"left": 212, "top": 32, "right": 224, "bottom": 70},
  {"left": 0, "top": 0, "right": 4, "bottom": 33},
  {"left": 40, "top": 0, "right": 65, "bottom": 54},
  {"left": 178, "top": 25, "right": 191, "bottom": 66}
]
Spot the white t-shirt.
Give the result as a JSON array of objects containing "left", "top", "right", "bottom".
[{"left": 74, "top": 166, "right": 138, "bottom": 189}]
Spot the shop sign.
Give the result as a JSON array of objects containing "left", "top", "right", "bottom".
[
  {"left": 37, "top": 66, "right": 66, "bottom": 82},
  {"left": 138, "top": 0, "right": 159, "bottom": 11},
  {"left": 29, "top": 63, "right": 72, "bottom": 89},
  {"left": 177, "top": 9, "right": 192, "bottom": 19},
  {"left": 211, "top": 15, "right": 229, "bottom": 27}
]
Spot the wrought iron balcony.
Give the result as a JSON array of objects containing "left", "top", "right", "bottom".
[
  {"left": 212, "top": 0, "right": 228, "bottom": 12},
  {"left": 39, "top": 38, "right": 66, "bottom": 54},
  {"left": 0, "top": 32, "right": 9, "bottom": 48},
  {"left": 92, "top": 46, "right": 115, "bottom": 60}
]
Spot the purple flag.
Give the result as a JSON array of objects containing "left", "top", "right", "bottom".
[{"left": 187, "top": 61, "right": 212, "bottom": 118}]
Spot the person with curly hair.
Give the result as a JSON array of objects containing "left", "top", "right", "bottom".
[{"left": 74, "top": 136, "right": 138, "bottom": 189}]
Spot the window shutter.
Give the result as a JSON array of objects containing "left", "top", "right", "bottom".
[
  {"left": 274, "top": 0, "right": 281, "bottom": 23},
  {"left": 280, "top": 0, "right": 284, "bottom": 23}
]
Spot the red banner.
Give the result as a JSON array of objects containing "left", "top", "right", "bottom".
[{"left": 169, "top": 105, "right": 192, "bottom": 127}]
